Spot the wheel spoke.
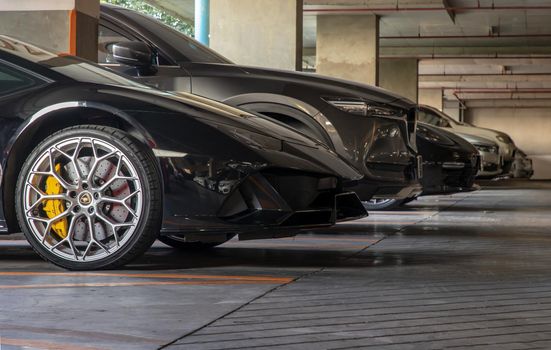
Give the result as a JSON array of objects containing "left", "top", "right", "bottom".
[
  {"left": 82, "top": 240, "right": 94, "bottom": 260},
  {"left": 50, "top": 215, "right": 77, "bottom": 252},
  {"left": 86, "top": 146, "right": 118, "bottom": 184},
  {"left": 99, "top": 195, "right": 138, "bottom": 218},
  {"left": 95, "top": 212, "right": 119, "bottom": 246},
  {"left": 47, "top": 148, "right": 76, "bottom": 190},
  {"left": 87, "top": 215, "right": 110, "bottom": 254}
]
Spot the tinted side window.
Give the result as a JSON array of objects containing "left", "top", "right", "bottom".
[{"left": 0, "top": 63, "right": 43, "bottom": 97}]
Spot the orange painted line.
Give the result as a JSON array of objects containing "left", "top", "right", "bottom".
[
  {"left": 0, "top": 280, "right": 283, "bottom": 290},
  {"left": 0, "top": 324, "right": 162, "bottom": 344},
  {"left": 0, "top": 337, "right": 106, "bottom": 350},
  {"left": 348, "top": 221, "right": 418, "bottom": 225},
  {"left": 68, "top": 9, "right": 77, "bottom": 55},
  {"left": 274, "top": 237, "right": 380, "bottom": 243},
  {"left": 230, "top": 244, "right": 369, "bottom": 250},
  {"left": 0, "top": 271, "right": 293, "bottom": 283}
]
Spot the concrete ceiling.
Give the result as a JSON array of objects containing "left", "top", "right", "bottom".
[
  {"left": 304, "top": 0, "right": 551, "bottom": 107},
  {"left": 304, "top": 0, "right": 551, "bottom": 50}
]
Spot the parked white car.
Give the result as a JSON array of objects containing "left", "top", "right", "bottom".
[
  {"left": 418, "top": 105, "right": 517, "bottom": 174},
  {"left": 453, "top": 132, "right": 502, "bottom": 178}
]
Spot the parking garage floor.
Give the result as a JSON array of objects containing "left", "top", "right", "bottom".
[{"left": 0, "top": 180, "right": 550, "bottom": 350}]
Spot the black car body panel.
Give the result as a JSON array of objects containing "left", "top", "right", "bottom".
[
  {"left": 416, "top": 123, "right": 480, "bottom": 196},
  {"left": 0, "top": 37, "right": 367, "bottom": 237},
  {"left": 98, "top": 4, "right": 421, "bottom": 202}
]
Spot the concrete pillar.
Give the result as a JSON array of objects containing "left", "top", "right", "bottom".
[
  {"left": 0, "top": 0, "right": 99, "bottom": 61},
  {"left": 443, "top": 101, "right": 462, "bottom": 122},
  {"left": 379, "top": 58, "right": 419, "bottom": 102},
  {"left": 210, "top": 0, "right": 303, "bottom": 71},
  {"left": 195, "top": 0, "right": 209, "bottom": 45},
  {"left": 419, "top": 89, "right": 443, "bottom": 110},
  {"left": 316, "top": 15, "right": 379, "bottom": 85}
]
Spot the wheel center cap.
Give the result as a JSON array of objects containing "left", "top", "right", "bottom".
[{"left": 79, "top": 192, "right": 93, "bottom": 206}]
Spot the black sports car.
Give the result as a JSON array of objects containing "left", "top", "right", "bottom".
[
  {"left": 365, "top": 123, "right": 480, "bottom": 210},
  {"left": 0, "top": 36, "right": 366, "bottom": 270},
  {"left": 98, "top": 4, "right": 422, "bottom": 205}
]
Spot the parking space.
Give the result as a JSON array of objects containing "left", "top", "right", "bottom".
[{"left": 0, "top": 180, "right": 549, "bottom": 349}]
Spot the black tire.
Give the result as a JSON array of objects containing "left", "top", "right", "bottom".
[
  {"left": 15, "top": 125, "right": 162, "bottom": 270},
  {"left": 362, "top": 199, "right": 405, "bottom": 211},
  {"left": 159, "top": 235, "right": 233, "bottom": 250}
]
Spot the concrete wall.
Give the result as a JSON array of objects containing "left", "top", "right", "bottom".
[
  {"left": 210, "top": 0, "right": 302, "bottom": 71},
  {"left": 465, "top": 108, "right": 551, "bottom": 179},
  {"left": 419, "top": 88, "right": 443, "bottom": 111},
  {"left": 379, "top": 58, "right": 418, "bottom": 102},
  {"left": 0, "top": 0, "right": 99, "bottom": 60},
  {"left": 0, "top": 12, "right": 71, "bottom": 54},
  {"left": 316, "top": 15, "right": 378, "bottom": 85}
]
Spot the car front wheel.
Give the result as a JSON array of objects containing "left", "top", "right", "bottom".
[{"left": 16, "top": 125, "right": 161, "bottom": 270}]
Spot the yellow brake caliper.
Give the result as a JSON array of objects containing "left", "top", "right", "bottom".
[{"left": 43, "top": 163, "right": 68, "bottom": 239}]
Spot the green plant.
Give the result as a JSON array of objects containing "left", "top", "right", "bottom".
[{"left": 101, "top": 0, "right": 194, "bottom": 36}]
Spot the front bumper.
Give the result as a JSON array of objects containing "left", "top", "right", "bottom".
[
  {"left": 477, "top": 150, "right": 502, "bottom": 178},
  {"left": 161, "top": 167, "right": 367, "bottom": 237},
  {"left": 344, "top": 153, "right": 423, "bottom": 201},
  {"left": 421, "top": 154, "right": 480, "bottom": 196}
]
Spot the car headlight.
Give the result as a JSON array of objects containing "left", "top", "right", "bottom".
[
  {"left": 417, "top": 125, "right": 455, "bottom": 146},
  {"left": 496, "top": 134, "right": 512, "bottom": 144},
  {"left": 474, "top": 144, "right": 498, "bottom": 154},
  {"left": 323, "top": 97, "right": 400, "bottom": 117}
]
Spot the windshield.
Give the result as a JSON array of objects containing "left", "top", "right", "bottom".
[
  {"left": 0, "top": 35, "right": 150, "bottom": 88},
  {"left": 115, "top": 8, "right": 232, "bottom": 64},
  {"left": 426, "top": 106, "right": 462, "bottom": 126}
]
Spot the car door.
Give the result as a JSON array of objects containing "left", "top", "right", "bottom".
[{"left": 98, "top": 19, "right": 192, "bottom": 92}]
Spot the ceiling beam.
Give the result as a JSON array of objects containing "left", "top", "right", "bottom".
[
  {"left": 442, "top": 0, "right": 455, "bottom": 23},
  {"left": 464, "top": 100, "right": 551, "bottom": 108},
  {"left": 379, "top": 46, "right": 551, "bottom": 58},
  {"left": 303, "top": 47, "right": 551, "bottom": 58},
  {"left": 419, "top": 58, "right": 551, "bottom": 66},
  {"left": 420, "top": 74, "right": 551, "bottom": 82}
]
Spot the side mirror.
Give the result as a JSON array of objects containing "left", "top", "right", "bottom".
[{"left": 109, "top": 41, "right": 153, "bottom": 68}]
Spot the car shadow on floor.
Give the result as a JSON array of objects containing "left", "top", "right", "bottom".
[{"left": 124, "top": 242, "right": 479, "bottom": 271}]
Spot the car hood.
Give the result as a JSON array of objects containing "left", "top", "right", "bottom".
[
  {"left": 450, "top": 125, "right": 506, "bottom": 144},
  {"left": 419, "top": 123, "right": 477, "bottom": 154},
  {"left": 451, "top": 131, "right": 497, "bottom": 147},
  {"left": 118, "top": 84, "right": 333, "bottom": 148},
  {"left": 99, "top": 83, "right": 364, "bottom": 180},
  {"left": 186, "top": 62, "right": 416, "bottom": 110}
]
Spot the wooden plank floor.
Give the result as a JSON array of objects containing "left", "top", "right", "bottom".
[{"left": 0, "top": 180, "right": 550, "bottom": 349}]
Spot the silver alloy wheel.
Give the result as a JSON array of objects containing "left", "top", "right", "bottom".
[{"left": 23, "top": 137, "right": 143, "bottom": 262}]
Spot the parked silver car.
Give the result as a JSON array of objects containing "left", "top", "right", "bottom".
[{"left": 511, "top": 149, "right": 534, "bottom": 178}]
